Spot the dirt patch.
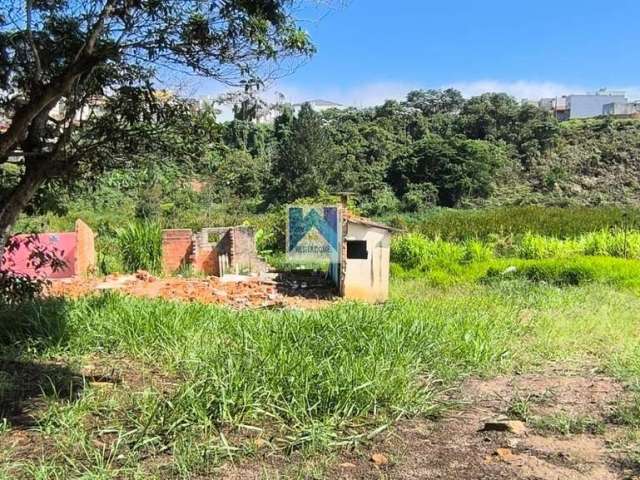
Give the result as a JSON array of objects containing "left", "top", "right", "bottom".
[
  {"left": 224, "top": 369, "right": 635, "bottom": 480},
  {"left": 47, "top": 272, "right": 336, "bottom": 309}
]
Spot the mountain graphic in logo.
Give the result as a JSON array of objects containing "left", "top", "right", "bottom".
[{"left": 288, "top": 207, "right": 339, "bottom": 256}]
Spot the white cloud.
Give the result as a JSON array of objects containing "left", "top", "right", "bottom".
[{"left": 448, "top": 80, "right": 586, "bottom": 101}]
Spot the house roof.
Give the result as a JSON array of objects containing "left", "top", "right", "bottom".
[{"left": 346, "top": 215, "right": 400, "bottom": 232}]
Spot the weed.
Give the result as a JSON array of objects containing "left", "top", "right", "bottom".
[
  {"left": 506, "top": 393, "right": 534, "bottom": 422},
  {"left": 532, "top": 413, "right": 605, "bottom": 436}
]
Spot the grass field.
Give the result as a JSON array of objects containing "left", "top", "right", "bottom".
[{"left": 1, "top": 275, "right": 640, "bottom": 478}]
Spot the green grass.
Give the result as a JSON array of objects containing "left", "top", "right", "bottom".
[
  {"left": 610, "top": 392, "right": 640, "bottom": 428},
  {"left": 115, "top": 222, "right": 163, "bottom": 274},
  {"left": 380, "top": 206, "right": 640, "bottom": 241},
  {"left": 532, "top": 413, "right": 605, "bottom": 436},
  {"left": 1, "top": 279, "right": 640, "bottom": 476}
]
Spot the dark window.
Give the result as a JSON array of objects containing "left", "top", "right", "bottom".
[{"left": 347, "top": 240, "right": 368, "bottom": 259}]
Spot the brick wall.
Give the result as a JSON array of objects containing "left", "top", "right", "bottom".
[
  {"left": 162, "top": 226, "right": 265, "bottom": 276},
  {"left": 75, "top": 219, "right": 96, "bottom": 277},
  {"left": 193, "top": 245, "right": 219, "bottom": 276},
  {"left": 162, "top": 229, "right": 193, "bottom": 274}
]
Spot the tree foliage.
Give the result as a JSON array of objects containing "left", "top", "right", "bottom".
[{"left": 0, "top": 0, "right": 314, "bottom": 247}]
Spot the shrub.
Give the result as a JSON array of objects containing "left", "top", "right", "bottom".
[
  {"left": 391, "top": 233, "right": 466, "bottom": 271},
  {"left": 463, "top": 239, "right": 494, "bottom": 263},
  {"left": 581, "top": 229, "right": 640, "bottom": 258},
  {"left": 115, "top": 222, "right": 162, "bottom": 274},
  {"left": 391, "top": 233, "right": 431, "bottom": 270},
  {"left": 515, "top": 232, "right": 579, "bottom": 259}
]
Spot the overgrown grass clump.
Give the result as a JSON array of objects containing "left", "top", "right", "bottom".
[{"left": 115, "top": 222, "right": 162, "bottom": 274}]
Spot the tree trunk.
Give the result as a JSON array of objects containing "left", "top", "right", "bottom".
[{"left": 0, "top": 163, "right": 49, "bottom": 260}]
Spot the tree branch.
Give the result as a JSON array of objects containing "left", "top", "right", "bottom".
[{"left": 25, "top": 0, "right": 43, "bottom": 81}]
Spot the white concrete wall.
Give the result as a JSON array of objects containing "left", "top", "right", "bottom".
[{"left": 342, "top": 222, "right": 390, "bottom": 303}]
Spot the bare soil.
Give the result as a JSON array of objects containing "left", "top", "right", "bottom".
[{"left": 220, "top": 367, "right": 639, "bottom": 480}]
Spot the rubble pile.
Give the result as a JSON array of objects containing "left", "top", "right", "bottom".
[{"left": 47, "top": 271, "right": 334, "bottom": 309}]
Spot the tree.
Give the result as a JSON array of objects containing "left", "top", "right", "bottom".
[
  {"left": 268, "top": 103, "right": 335, "bottom": 203},
  {"left": 405, "top": 89, "right": 465, "bottom": 116},
  {"left": 389, "top": 134, "right": 507, "bottom": 207},
  {"left": 456, "top": 93, "right": 559, "bottom": 162},
  {"left": 0, "top": 0, "right": 314, "bottom": 251}
]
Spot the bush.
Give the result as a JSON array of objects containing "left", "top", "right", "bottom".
[
  {"left": 115, "top": 222, "right": 162, "bottom": 274},
  {"left": 515, "top": 232, "right": 579, "bottom": 259},
  {"left": 581, "top": 229, "right": 640, "bottom": 258},
  {"left": 463, "top": 239, "right": 494, "bottom": 263}
]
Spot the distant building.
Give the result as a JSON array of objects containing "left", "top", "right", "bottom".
[
  {"left": 566, "top": 89, "right": 627, "bottom": 119},
  {"left": 536, "top": 89, "right": 630, "bottom": 120},
  {"left": 538, "top": 97, "right": 570, "bottom": 121},
  {"left": 293, "top": 99, "right": 345, "bottom": 114},
  {"left": 603, "top": 102, "right": 640, "bottom": 116}
]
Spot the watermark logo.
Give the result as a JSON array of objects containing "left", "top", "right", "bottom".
[{"left": 287, "top": 206, "right": 340, "bottom": 261}]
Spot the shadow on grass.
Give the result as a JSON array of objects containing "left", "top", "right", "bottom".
[
  {"left": 0, "top": 297, "right": 71, "bottom": 349},
  {"left": 0, "top": 359, "right": 86, "bottom": 427},
  {"left": 0, "top": 298, "right": 85, "bottom": 428},
  {"left": 272, "top": 270, "right": 338, "bottom": 301}
]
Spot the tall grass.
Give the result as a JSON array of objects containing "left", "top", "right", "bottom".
[
  {"left": 115, "top": 222, "right": 162, "bottom": 274},
  {"left": 381, "top": 206, "right": 640, "bottom": 241}
]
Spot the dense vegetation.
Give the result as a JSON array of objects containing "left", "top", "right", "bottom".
[{"left": 4, "top": 89, "right": 640, "bottom": 272}]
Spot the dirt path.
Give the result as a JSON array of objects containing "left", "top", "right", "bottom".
[{"left": 335, "top": 368, "right": 635, "bottom": 479}]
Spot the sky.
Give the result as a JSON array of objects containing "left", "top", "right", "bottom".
[{"left": 192, "top": 0, "right": 640, "bottom": 109}]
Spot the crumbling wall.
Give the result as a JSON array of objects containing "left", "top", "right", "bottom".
[
  {"left": 161, "top": 229, "right": 192, "bottom": 274},
  {"left": 161, "top": 226, "right": 266, "bottom": 276},
  {"left": 228, "top": 227, "right": 263, "bottom": 274},
  {"left": 192, "top": 228, "right": 226, "bottom": 276},
  {"left": 3, "top": 218, "right": 96, "bottom": 279},
  {"left": 75, "top": 219, "right": 96, "bottom": 277}
]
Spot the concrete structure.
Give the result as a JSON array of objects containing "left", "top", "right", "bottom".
[
  {"left": 162, "top": 226, "right": 267, "bottom": 276},
  {"left": 538, "top": 97, "right": 570, "bottom": 121},
  {"left": 566, "top": 90, "right": 627, "bottom": 119},
  {"left": 3, "top": 219, "right": 96, "bottom": 278},
  {"left": 338, "top": 216, "right": 393, "bottom": 303},
  {"left": 603, "top": 102, "right": 640, "bottom": 116}
]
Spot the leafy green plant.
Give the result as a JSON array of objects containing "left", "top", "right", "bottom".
[{"left": 115, "top": 222, "right": 162, "bottom": 274}]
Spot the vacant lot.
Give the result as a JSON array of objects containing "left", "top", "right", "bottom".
[{"left": 1, "top": 277, "right": 639, "bottom": 479}]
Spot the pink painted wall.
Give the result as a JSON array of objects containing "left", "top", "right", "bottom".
[{"left": 4, "top": 233, "right": 77, "bottom": 278}]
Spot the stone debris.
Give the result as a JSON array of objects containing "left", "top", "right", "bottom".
[
  {"left": 47, "top": 273, "right": 335, "bottom": 309},
  {"left": 481, "top": 419, "right": 527, "bottom": 435},
  {"left": 370, "top": 453, "right": 389, "bottom": 466}
]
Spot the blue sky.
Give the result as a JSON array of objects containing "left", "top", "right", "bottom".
[{"left": 195, "top": 0, "right": 640, "bottom": 107}]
